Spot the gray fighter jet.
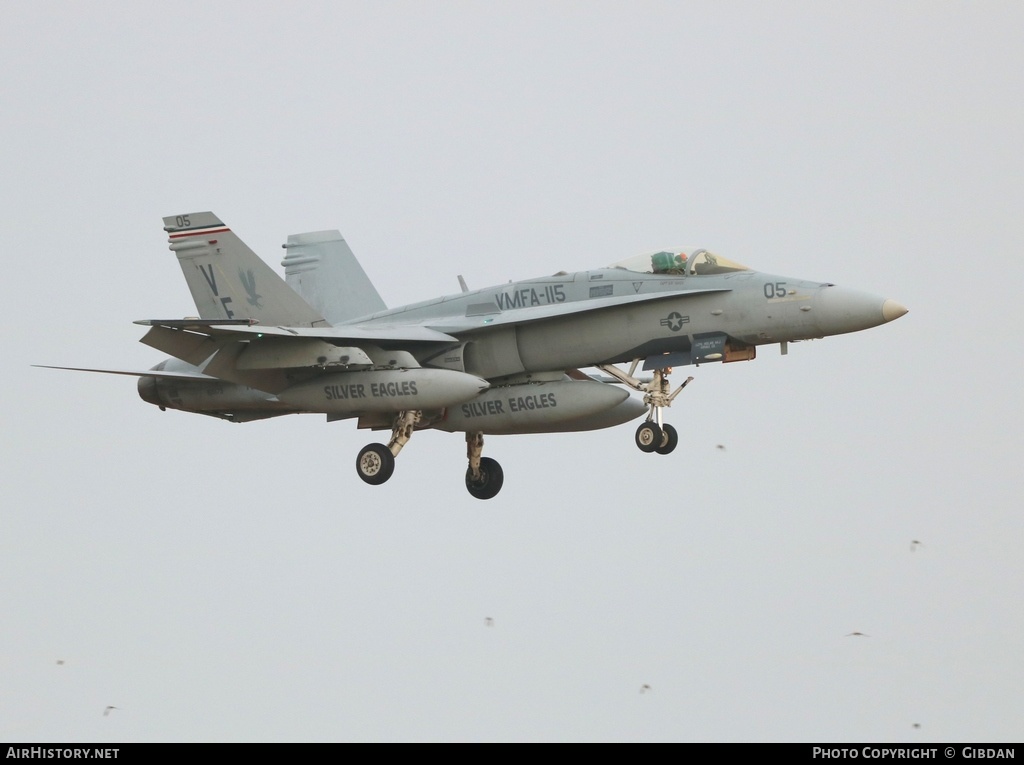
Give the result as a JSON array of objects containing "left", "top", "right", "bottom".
[{"left": 43, "top": 212, "right": 907, "bottom": 499}]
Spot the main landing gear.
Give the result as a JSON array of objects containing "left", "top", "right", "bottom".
[
  {"left": 355, "top": 413, "right": 504, "bottom": 499},
  {"left": 596, "top": 362, "right": 693, "bottom": 456},
  {"left": 355, "top": 443, "right": 395, "bottom": 485},
  {"left": 355, "top": 409, "right": 419, "bottom": 486},
  {"left": 465, "top": 432, "right": 503, "bottom": 500}
]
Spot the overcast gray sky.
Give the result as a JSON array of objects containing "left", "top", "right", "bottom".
[{"left": 2, "top": 0, "right": 1022, "bottom": 743}]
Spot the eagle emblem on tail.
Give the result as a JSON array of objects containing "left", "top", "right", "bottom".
[{"left": 239, "top": 268, "right": 262, "bottom": 308}]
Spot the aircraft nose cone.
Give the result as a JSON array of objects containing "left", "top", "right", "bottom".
[
  {"left": 815, "top": 286, "right": 906, "bottom": 336},
  {"left": 882, "top": 299, "right": 908, "bottom": 322}
]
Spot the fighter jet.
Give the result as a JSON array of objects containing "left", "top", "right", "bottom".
[{"left": 42, "top": 212, "right": 906, "bottom": 499}]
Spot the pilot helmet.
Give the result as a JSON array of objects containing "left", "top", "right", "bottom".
[
  {"left": 651, "top": 251, "right": 687, "bottom": 273},
  {"left": 651, "top": 251, "right": 676, "bottom": 272}
]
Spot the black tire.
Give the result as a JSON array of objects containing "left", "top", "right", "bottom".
[
  {"left": 356, "top": 443, "right": 395, "bottom": 485},
  {"left": 466, "top": 456, "right": 504, "bottom": 500},
  {"left": 635, "top": 422, "right": 663, "bottom": 453},
  {"left": 655, "top": 423, "right": 678, "bottom": 455}
]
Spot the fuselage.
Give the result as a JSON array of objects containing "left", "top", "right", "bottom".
[
  {"left": 137, "top": 255, "right": 906, "bottom": 430},
  {"left": 346, "top": 264, "right": 905, "bottom": 380}
]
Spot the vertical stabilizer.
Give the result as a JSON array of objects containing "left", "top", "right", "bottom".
[
  {"left": 163, "top": 212, "right": 327, "bottom": 327},
  {"left": 282, "top": 230, "right": 387, "bottom": 325}
]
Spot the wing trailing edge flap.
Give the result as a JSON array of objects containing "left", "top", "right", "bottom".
[
  {"left": 140, "top": 325, "right": 419, "bottom": 371},
  {"left": 139, "top": 326, "right": 220, "bottom": 366},
  {"left": 137, "top": 326, "right": 297, "bottom": 393},
  {"left": 139, "top": 324, "right": 431, "bottom": 394}
]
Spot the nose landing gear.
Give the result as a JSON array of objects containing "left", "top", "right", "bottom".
[
  {"left": 597, "top": 362, "right": 692, "bottom": 456},
  {"left": 635, "top": 421, "right": 679, "bottom": 455}
]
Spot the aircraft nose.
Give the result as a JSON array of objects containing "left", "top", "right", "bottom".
[
  {"left": 882, "top": 299, "right": 909, "bottom": 322},
  {"left": 814, "top": 286, "right": 908, "bottom": 337}
]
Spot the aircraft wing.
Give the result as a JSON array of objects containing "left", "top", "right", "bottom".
[
  {"left": 135, "top": 319, "right": 456, "bottom": 344},
  {"left": 201, "top": 324, "right": 456, "bottom": 344},
  {"left": 134, "top": 320, "right": 460, "bottom": 395}
]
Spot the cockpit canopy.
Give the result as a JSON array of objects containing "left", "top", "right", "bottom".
[{"left": 609, "top": 249, "right": 750, "bottom": 276}]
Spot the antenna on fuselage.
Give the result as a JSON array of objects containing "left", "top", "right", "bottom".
[{"left": 457, "top": 275, "right": 469, "bottom": 293}]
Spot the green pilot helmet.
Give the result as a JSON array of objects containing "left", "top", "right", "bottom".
[{"left": 651, "top": 251, "right": 687, "bottom": 274}]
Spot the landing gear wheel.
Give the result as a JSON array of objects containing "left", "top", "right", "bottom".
[
  {"left": 635, "top": 422, "right": 663, "bottom": 453},
  {"left": 356, "top": 444, "right": 395, "bottom": 485},
  {"left": 466, "top": 456, "right": 504, "bottom": 500},
  {"left": 655, "top": 423, "right": 678, "bottom": 455}
]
